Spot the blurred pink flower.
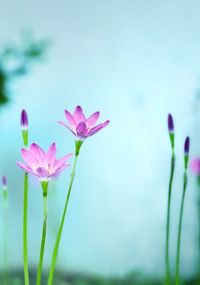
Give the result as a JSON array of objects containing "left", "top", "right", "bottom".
[
  {"left": 17, "top": 143, "right": 72, "bottom": 181},
  {"left": 58, "top": 105, "right": 110, "bottom": 140},
  {"left": 190, "top": 158, "right": 200, "bottom": 175}
]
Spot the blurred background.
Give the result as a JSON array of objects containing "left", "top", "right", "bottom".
[{"left": 0, "top": 0, "right": 200, "bottom": 284}]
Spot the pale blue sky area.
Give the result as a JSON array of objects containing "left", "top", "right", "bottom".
[{"left": 0, "top": 0, "right": 200, "bottom": 278}]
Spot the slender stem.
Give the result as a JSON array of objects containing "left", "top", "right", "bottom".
[
  {"left": 165, "top": 152, "right": 175, "bottom": 285},
  {"left": 36, "top": 195, "right": 48, "bottom": 285},
  {"left": 23, "top": 172, "right": 29, "bottom": 285},
  {"left": 175, "top": 172, "right": 187, "bottom": 285},
  {"left": 198, "top": 193, "right": 200, "bottom": 281},
  {"left": 3, "top": 192, "right": 8, "bottom": 285},
  {"left": 197, "top": 177, "right": 200, "bottom": 281},
  {"left": 47, "top": 154, "right": 79, "bottom": 285}
]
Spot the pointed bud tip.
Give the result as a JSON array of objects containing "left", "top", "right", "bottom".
[
  {"left": 21, "top": 109, "right": 28, "bottom": 129},
  {"left": 168, "top": 113, "right": 174, "bottom": 132},
  {"left": 184, "top": 136, "right": 190, "bottom": 154},
  {"left": 2, "top": 176, "right": 7, "bottom": 187}
]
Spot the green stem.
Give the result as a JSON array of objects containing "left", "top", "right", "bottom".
[
  {"left": 47, "top": 154, "right": 79, "bottom": 285},
  {"left": 197, "top": 177, "right": 200, "bottom": 281},
  {"left": 36, "top": 195, "right": 48, "bottom": 285},
  {"left": 165, "top": 152, "right": 175, "bottom": 285},
  {"left": 175, "top": 172, "right": 187, "bottom": 285},
  {"left": 198, "top": 194, "right": 200, "bottom": 281},
  {"left": 3, "top": 192, "right": 8, "bottom": 285},
  {"left": 23, "top": 172, "right": 29, "bottom": 285}
]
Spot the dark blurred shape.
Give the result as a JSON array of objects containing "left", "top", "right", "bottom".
[
  {"left": 0, "top": 31, "right": 50, "bottom": 106},
  {"left": 168, "top": 113, "right": 174, "bottom": 133},
  {"left": 20, "top": 109, "right": 28, "bottom": 129},
  {"left": 184, "top": 136, "right": 190, "bottom": 155}
]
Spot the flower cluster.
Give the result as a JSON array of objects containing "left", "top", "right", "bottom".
[{"left": 17, "top": 105, "right": 109, "bottom": 181}]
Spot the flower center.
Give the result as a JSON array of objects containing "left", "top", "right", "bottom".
[
  {"left": 36, "top": 167, "right": 49, "bottom": 178},
  {"left": 76, "top": 122, "right": 87, "bottom": 136}
]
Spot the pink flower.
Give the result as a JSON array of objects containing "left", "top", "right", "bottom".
[
  {"left": 58, "top": 106, "right": 110, "bottom": 140},
  {"left": 190, "top": 158, "right": 200, "bottom": 175},
  {"left": 17, "top": 143, "right": 72, "bottom": 181}
]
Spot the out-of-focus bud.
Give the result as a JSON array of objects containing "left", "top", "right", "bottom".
[
  {"left": 184, "top": 137, "right": 190, "bottom": 170},
  {"left": 168, "top": 114, "right": 175, "bottom": 150},
  {"left": 21, "top": 109, "right": 28, "bottom": 146}
]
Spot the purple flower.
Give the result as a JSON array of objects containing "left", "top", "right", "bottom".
[
  {"left": 21, "top": 109, "right": 28, "bottom": 130},
  {"left": 190, "top": 158, "right": 200, "bottom": 175},
  {"left": 17, "top": 143, "right": 72, "bottom": 181},
  {"left": 58, "top": 106, "right": 110, "bottom": 140},
  {"left": 168, "top": 114, "right": 174, "bottom": 133}
]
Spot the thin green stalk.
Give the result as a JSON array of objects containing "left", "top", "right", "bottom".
[
  {"left": 3, "top": 192, "right": 8, "bottom": 285},
  {"left": 175, "top": 172, "right": 187, "bottom": 285},
  {"left": 47, "top": 154, "right": 79, "bottom": 285},
  {"left": 198, "top": 194, "right": 200, "bottom": 281},
  {"left": 197, "top": 177, "right": 200, "bottom": 281},
  {"left": 36, "top": 194, "right": 48, "bottom": 285},
  {"left": 23, "top": 172, "right": 29, "bottom": 285},
  {"left": 22, "top": 124, "right": 29, "bottom": 285},
  {"left": 165, "top": 152, "right": 175, "bottom": 285}
]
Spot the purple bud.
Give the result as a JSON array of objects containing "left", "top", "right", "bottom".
[
  {"left": 184, "top": 136, "right": 190, "bottom": 154},
  {"left": 168, "top": 113, "right": 174, "bottom": 133},
  {"left": 2, "top": 176, "right": 7, "bottom": 187},
  {"left": 21, "top": 109, "right": 28, "bottom": 130}
]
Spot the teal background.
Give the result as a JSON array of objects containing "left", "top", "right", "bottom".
[{"left": 0, "top": 0, "right": 199, "bottom": 280}]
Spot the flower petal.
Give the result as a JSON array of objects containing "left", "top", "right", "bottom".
[
  {"left": 53, "top": 153, "right": 73, "bottom": 171},
  {"left": 30, "top": 143, "right": 45, "bottom": 162},
  {"left": 86, "top": 111, "right": 100, "bottom": 128},
  {"left": 21, "top": 148, "right": 38, "bottom": 168},
  {"left": 73, "top": 106, "right": 86, "bottom": 124},
  {"left": 48, "top": 164, "right": 68, "bottom": 178},
  {"left": 87, "top": 120, "right": 110, "bottom": 137},
  {"left": 65, "top": 109, "right": 76, "bottom": 127},
  {"left": 58, "top": 121, "right": 77, "bottom": 136},
  {"left": 16, "top": 162, "right": 35, "bottom": 175},
  {"left": 45, "top": 143, "right": 56, "bottom": 166}
]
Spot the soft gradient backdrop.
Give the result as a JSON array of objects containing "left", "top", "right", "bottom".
[{"left": 0, "top": 0, "right": 199, "bottom": 280}]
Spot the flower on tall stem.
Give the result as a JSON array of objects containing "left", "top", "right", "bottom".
[
  {"left": 165, "top": 113, "right": 175, "bottom": 285},
  {"left": 17, "top": 142, "right": 72, "bottom": 285},
  {"left": 20, "top": 109, "right": 30, "bottom": 285},
  {"left": 47, "top": 106, "right": 109, "bottom": 285},
  {"left": 175, "top": 136, "right": 190, "bottom": 285}
]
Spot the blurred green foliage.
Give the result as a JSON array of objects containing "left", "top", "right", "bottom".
[
  {"left": 0, "top": 32, "right": 49, "bottom": 105},
  {"left": 1, "top": 270, "right": 198, "bottom": 285}
]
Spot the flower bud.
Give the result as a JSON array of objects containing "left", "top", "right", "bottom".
[
  {"left": 21, "top": 109, "right": 28, "bottom": 146},
  {"left": 168, "top": 114, "right": 174, "bottom": 133},
  {"left": 2, "top": 176, "right": 7, "bottom": 200},
  {"left": 184, "top": 137, "right": 190, "bottom": 155},
  {"left": 168, "top": 113, "right": 175, "bottom": 149},
  {"left": 184, "top": 136, "right": 190, "bottom": 170}
]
